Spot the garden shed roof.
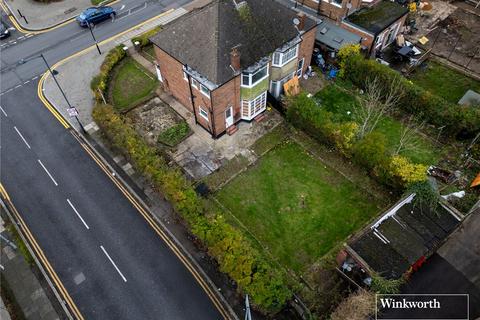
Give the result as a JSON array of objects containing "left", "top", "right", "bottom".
[
  {"left": 349, "top": 194, "right": 461, "bottom": 279},
  {"left": 345, "top": 1, "right": 408, "bottom": 35},
  {"left": 150, "top": 0, "right": 316, "bottom": 85}
]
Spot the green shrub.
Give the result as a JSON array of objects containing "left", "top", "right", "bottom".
[
  {"left": 131, "top": 26, "right": 162, "bottom": 48},
  {"left": 92, "top": 104, "right": 291, "bottom": 313},
  {"left": 338, "top": 49, "right": 480, "bottom": 137},
  {"left": 286, "top": 93, "right": 427, "bottom": 189},
  {"left": 91, "top": 45, "right": 127, "bottom": 103},
  {"left": 157, "top": 122, "right": 190, "bottom": 147},
  {"left": 371, "top": 275, "right": 404, "bottom": 295}
]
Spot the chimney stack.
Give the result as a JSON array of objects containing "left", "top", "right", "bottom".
[
  {"left": 297, "top": 12, "right": 306, "bottom": 31},
  {"left": 230, "top": 47, "right": 241, "bottom": 71}
]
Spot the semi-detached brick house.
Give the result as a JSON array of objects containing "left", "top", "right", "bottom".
[{"left": 150, "top": 0, "right": 317, "bottom": 138}]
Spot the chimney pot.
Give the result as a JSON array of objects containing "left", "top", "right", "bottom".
[
  {"left": 230, "top": 47, "right": 241, "bottom": 71},
  {"left": 297, "top": 12, "right": 306, "bottom": 31}
]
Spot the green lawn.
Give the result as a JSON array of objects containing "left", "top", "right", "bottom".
[
  {"left": 410, "top": 61, "right": 480, "bottom": 103},
  {"left": 110, "top": 57, "right": 157, "bottom": 111},
  {"left": 215, "top": 141, "right": 382, "bottom": 273},
  {"left": 316, "top": 85, "right": 440, "bottom": 165}
]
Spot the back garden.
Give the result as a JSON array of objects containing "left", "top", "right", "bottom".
[{"left": 90, "top": 38, "right": 480, "bottom": 319}]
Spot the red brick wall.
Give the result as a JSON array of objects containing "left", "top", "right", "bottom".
[
  {"left": 300, "top": 0, "right": 361, "bottom": 22},
  {"left": 153, "top": 45, "right": 192, "bottom": 111},
  {"left": 191, "top": 80, "right": 214, "bottom": 134},
  {"left": 340, "top": 22, "right": 374, "bottom": 50},
  {"left": 299, "top": 26, "right": 317, "bottom": 73},
  {"left": 211, "top": 75, "right": 241, "bottom": 137}
]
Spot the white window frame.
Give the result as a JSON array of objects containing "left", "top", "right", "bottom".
[
  {"left": 191, "top": 78, "right": 198, "bottom": 89},
  {"left": 241, "top": 91, "right": 267, "bottom": 120},
  {"left": 199, "top": 106, "right": 209, "bottom": 121},
  {"left": 200, "top": 84, "right": 210, "bottom": 98},
  {"left": 241, "top": 64, "right": 269, "bottom": 88},
  {"left": 296, "top": 58, "right": 305, "bottom": 77},
  {"left": 272, "top": 45, "right": 298, "bottom": 67},
  {"left": 183, "top": 71, "right": 188, "bottom": 81}
]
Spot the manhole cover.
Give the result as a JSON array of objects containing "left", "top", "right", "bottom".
[{"left": 73, "top": 272, "right": 86, "bottom": 285}]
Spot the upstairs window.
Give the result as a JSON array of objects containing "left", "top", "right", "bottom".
[
  {"left": 241, "top": 65, "right": 269, "bottom": 88},
  {"left": 200, "top": 84, "right": 210, "bottom": 97},
  {"left": 272, "top": 45, "right": 298, "bottom": 67}
]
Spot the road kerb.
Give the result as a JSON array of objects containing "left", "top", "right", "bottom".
[{"left": 0, "top": 188, "right": 80, "bottom": 320}]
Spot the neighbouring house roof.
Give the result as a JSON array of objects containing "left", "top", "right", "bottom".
[
  {"left": 316, "top": 19, "right": 361, "bottom": 51},
  {"left": 150, "top": 0, "right": 316, "bottom": 85},
  {"left": 349, "top": 194, "right": 461, "bottom": 279},
  {"left": 458, "top": 89, "right": 480, "bottom": 106},
  {"left": 345, "top": 1, "right": 409, "bottom": 35}
]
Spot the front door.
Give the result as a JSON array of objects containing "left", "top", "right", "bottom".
[{"left": 225, "top": 106, "right": 234, "bottom": 127}]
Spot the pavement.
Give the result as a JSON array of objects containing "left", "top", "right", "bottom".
[
  {"left": 0, "top": 0, "right": 236, "bottom": 318},
  {"left": 3, "top": 0, "right": 93, "bottom": 30},
  {"left": 0, "top": 215, "right": 60, "bottom": 320},
  {"left": 43, "top": 7, "right": 188, "bottom": 130}
]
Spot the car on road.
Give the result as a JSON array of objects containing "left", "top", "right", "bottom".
[
  {"left": 0, "top": 20, "right": 10, "bottom": 39},
  {"left": 77, "top": 6, "right": 116, "bottom": 27}
]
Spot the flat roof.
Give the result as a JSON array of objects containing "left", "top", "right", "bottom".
[
  {"left": 316, "top": 19, "right": 362, "bottom": 50},
  {"left": 345, "top": 1, "right": 409, "bottom": 35}
]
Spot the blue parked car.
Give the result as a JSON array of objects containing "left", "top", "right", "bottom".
[{"left": 77, "top": 6, "right": 116, "bottom": 27}]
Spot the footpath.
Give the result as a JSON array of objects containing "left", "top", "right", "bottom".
[
  {"left": 2, "top": 0, "right": 92, "bottom": 31},
  {"left": 0, "top": 212, "right": 62, "bottom": 320},
  {"left": 43, "top": 1, "right": 242, "bottom": 319}
]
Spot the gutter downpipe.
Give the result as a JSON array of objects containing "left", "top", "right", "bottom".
[
  {"left": 209, "top": 90, "right": 216, "bottom": 139},
  {"left": 184, "top": 65, "right": 199, "bottom": 127}
]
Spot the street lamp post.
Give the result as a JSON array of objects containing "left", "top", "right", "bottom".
[
  {"left": 88, "top": 22, "right": 102, "bottom": 55},
  {"left": 40, "top": 54, "right": 86, "bottom": 133}
]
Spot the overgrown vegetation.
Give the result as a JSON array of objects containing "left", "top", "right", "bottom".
[
  {"left": 286, "top": 92, "right": 428, "bottom": 190},
  {"left": 410, "top": 61, "right": 480, "bottom": 104},
  {"left": 330, "top": 290, "right": 375, "bottom": 320},
  {"left": 131, "top": 26, "right": 162, "bottom": 48},
  {"left": 157, "top": 122, "right": 190, "bottom": 147},
  {"left": 6, "top": 224, "right": 34, "bottom": 266},
  {"left": 339, "top": 46, "right": 480, "bottom": 137},
  {"left": 92, "top": 104, "right": 291, "bottom": 313},
  {"left": 90, "top": 45, "right": 126, "bottom": 104},
  {"left": 371, "top": 274, "right": 404, "bottom": 295}
]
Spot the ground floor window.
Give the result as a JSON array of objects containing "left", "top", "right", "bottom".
[
  {"left": 241, "top": 91, "right": 267, "bottom": 120},
  {"left": 199, "top": 106, "right": 209, "bottom": 121}
]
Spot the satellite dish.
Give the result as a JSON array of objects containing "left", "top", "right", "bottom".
[
  {"left": 293, "top": 17, "right": 300, "bottom": 26},
  {"left": 347, "top": 3, "right": 352, "bottom": 8}
]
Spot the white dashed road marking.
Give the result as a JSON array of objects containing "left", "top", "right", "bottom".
[
  {"left": 14, "top": 126, "right": 31, "bottom": 149},
  {"left": 100, "top": 245, "right": 127, "bottom": 282},
  {"left": 67, "top": 199, "right": 90, "bottom": 230},
  {"left": 37, "top": 159, "right": 58, "bottom": 186},
  {"left": 0, "top": 106, "right": 7, "bottom": 117}
]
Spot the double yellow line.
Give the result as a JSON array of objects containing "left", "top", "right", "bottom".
[
  {"left": 0, "top": 0, "right": 120, "bottom": 34},
  {"left": 0, "top": 183, "right": 84, "bottom": 320},
  {"left": 71, "top": 133, "right": 231, "bottom": 319},
  {"left": 29, "top": 7, "right": 232, "bottom": 320}
]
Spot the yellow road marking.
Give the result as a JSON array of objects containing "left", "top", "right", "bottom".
[
  {"left": 36, "top": 73, "right": 70, "bottom": 129},
  {"left": 31, "top": 6, "right": 231, "bottom": 319},
  {"left": 0, "top": 183, "right": 85, "bottom": 320},
  {"left": 0, "top": 0, "right": 121, "bottom": 34},
  {"left": 70, "top": 133, "right": 231, "bottom": 319}
]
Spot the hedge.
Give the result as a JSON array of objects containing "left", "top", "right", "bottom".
[
  {"left": 92, "top": 104, "right": 291, "bottom": 313},
  {"left": 90, "top": 45, "right": 126, "bottom": 104},
  {"left": 131, "top": 26, "right": 162, "bottom": 48},
  {"left": 286, "top": 92, "right": 427, "bottom": 190},
  {"left": 339, "top": 50, "right": 480, "bottom": 137}
]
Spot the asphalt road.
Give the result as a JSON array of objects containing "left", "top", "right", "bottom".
[{"left": 0, "top": 1, "right": 224, "bottom": 319}]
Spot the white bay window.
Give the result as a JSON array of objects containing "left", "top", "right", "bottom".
[
  {"left": 241, "top": 65, "right": 269, "bottom": 88},
  {"left": 272, "top": 44, "right": 298, "bottom": 67}
]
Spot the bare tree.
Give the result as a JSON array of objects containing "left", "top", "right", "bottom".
[
  {"left": 354, "top": 76, "right": 404, "bottom": 138},
  {"left": 394, "top": 117, "right": 426, "bottom": 156}
]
